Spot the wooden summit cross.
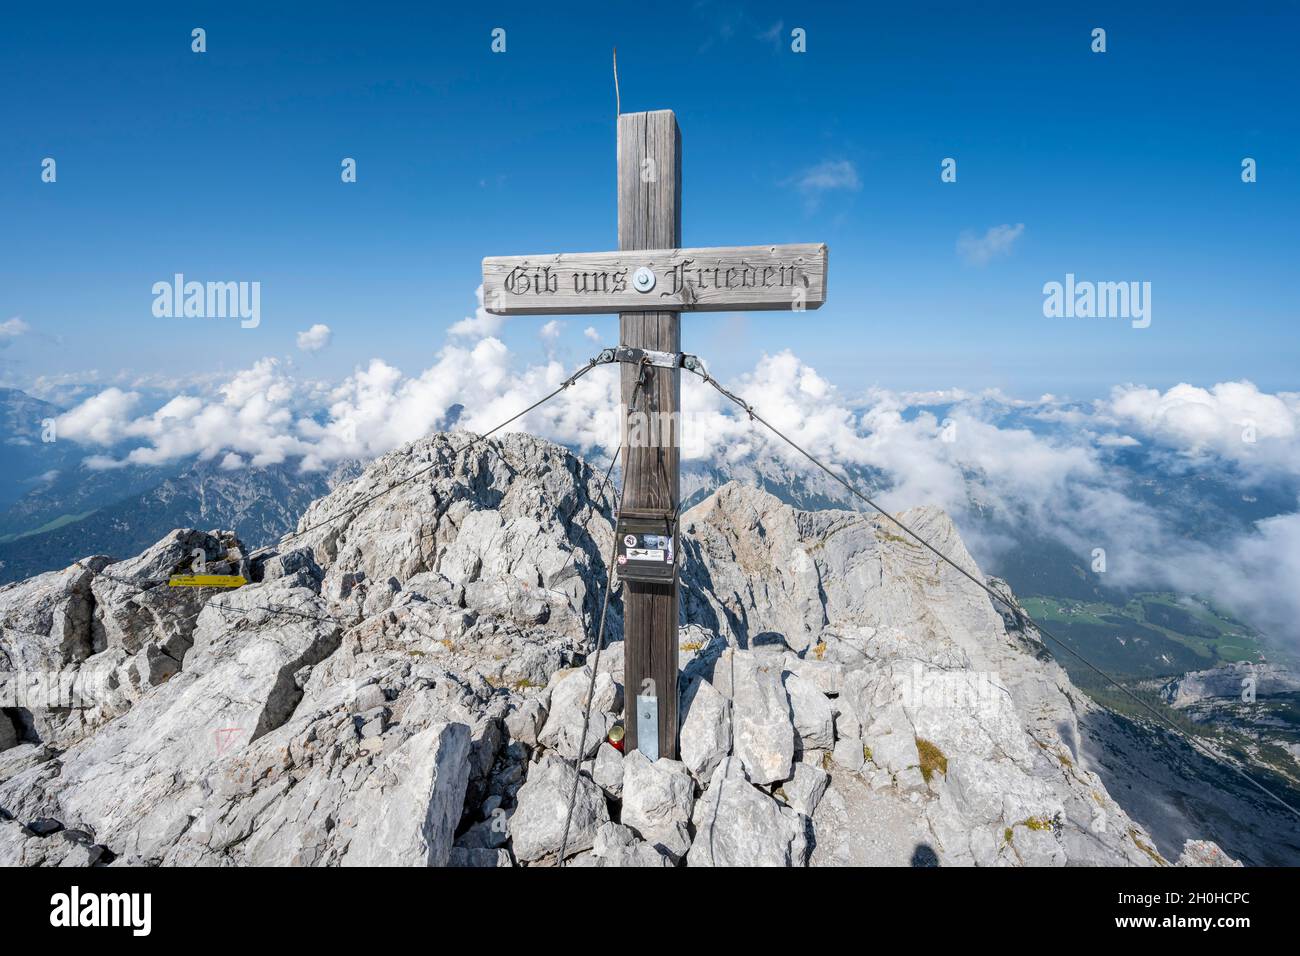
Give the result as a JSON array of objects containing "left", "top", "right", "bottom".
[{"left": 483, "top": 110, "right": 827, "bottom": 760}]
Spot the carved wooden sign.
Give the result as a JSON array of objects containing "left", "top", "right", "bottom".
[{"left": 482, "top": 243, "right": 827, "bottom": 315}]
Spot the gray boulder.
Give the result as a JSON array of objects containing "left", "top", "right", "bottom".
[
  {"left": 831, "top": 695, "right": 861, "bottom": 741},
  {"left": 783, "top": 670, "right": 834, "bottom": 751},
  {"left": 679, "top": 676, "right": 731, "bottom": 783},
  {"left": 538, "top": 667, "right": 620, "bottom": 760},
  {"left": 592, "top": 742, "right": 624, "bottom": 798},
  {"left": 781, "top": 653, "right": 845, "bottom": 696},
  {"left": 504, "top": 698, "right": 547, "bottom": 748},
  {"left": 620, "top": 751, "right": 695, "bottom": 861},
  {"left": 778, "top": 761, "right": 829, "bottom": 818},
  {"left": 91, "top": 529, "right": 234, "bottom": 656},
  {"left": 509, "top": 754, "right": 610, "bottom": 862},
  {"left": 258, "top": 547, "right": 323, "bottom": 585},
  {"left": 713, "top": 650, "right": 794, "bottom": 786},
  {"left": 341, "top": 722, "right": 471, "bottom": 866},
  {"left": 1177, "top": 840, "right": 1243, "bottom": 867},
  {"left": 0, "top": 560, "right": 101, "bottom": 670},
  {"left": 688, "top": 758, "right": 807, "bottom": 867},
  {"left": 832, "top": 736, "right": 866, "bottom": 773},
  {"left": 587, "top": 822, "right": 671, "bottom": 867},
  {"left": 0, "top": 818, "right": 110, "bottom": 867}
]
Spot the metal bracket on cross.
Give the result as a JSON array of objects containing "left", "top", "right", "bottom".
[
  {"left": 614, "top": 346, "right": 682, "bottom": 369},
  {"left": 594, "top": 346, "right": 701, "bottom": 371}
]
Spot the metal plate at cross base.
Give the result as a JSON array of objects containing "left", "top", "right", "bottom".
[{"left": 636, "top": 694, "right": 659, "bottom": 762}]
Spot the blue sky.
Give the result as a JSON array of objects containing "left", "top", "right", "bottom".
[{"left": 2, "top": 1, "right": 1297, "bottom": 398}]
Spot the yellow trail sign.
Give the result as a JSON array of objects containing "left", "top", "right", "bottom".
[{"left": 168, "top": 574, "right": 247, "bottom": 588}]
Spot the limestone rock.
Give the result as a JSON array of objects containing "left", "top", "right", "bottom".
[
  {"left": 712, "top": 650, "right": 794, "bottom": 786},
  {"left": 1177, "top": 839, "right": 1243, "bottom": 867},
  {"left": 783, "top": 670, "right": 834, "bottom": 752},
  {"left": 831, "top": 696, "right": 861, "bottom": 742},
  {"left": 832, "top": 736, "right": 866, "bottom": 773},
  {"left": 0, "top": 818, "right": 111, "bottom": 867},
  {"left": 0, "top": 560, "right": 101, "bottom": 670},
  {"left": 782, "top": 653, "right": 845, "bottom": 696},
  {"left": 0, "top": 439, "right": 1252, "bottom": 869},
  {"left": 341, "top": 722, "right": 471, "bottom": 866},
  {"left": 258, "top": 547, "right": 323, "bottom": 586},
  {"left": 509, "top": 755, "right": 609, "bottom": 862},
  {"left": 678, "top": 482, "right": 1195, "bottom": 867},
  {"left": 454, "top": 814, "right": 510, "bottom": 851},
  {"left": 592, "top": 742, "right": 624, "bottom": 798},
  {"left": 620, "top": 751, "right": 695, "bottom": 861},
  {"left": 688, "top": 758, "right": 807, "bottom": 867},
  {"left": 778, "top": 761, "right": 829, "bottom": 818},
  {"left": 1160, "top": 661, "right": 1300, "bottom": 707},
  {"left": 504, "top": 698, "right": 547, "bottom": 748},
  {"left": 588, "top": 822, "right": 671, "bottom": 867},
  {"left": 0, "top": 743, "right": 52, "bottom": 785},
  {"left": 538, "top": 667, "right": 620, "bottom": 760},
  {"left": 290, "top": 431, "right": 617, "bottom": 632},
  {"left": 91, "top": 529, "right": 236, "bottom": 657},
  {"left": 679, "top": 676, "right": 731, "bottom": 783}
]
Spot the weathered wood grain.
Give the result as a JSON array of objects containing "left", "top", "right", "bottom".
[
  {"left": 618, "top": 110, "right": 681, "bottom": 759},
  {"left": 482, "top": 243, "right": 827, "bottom": 315}
]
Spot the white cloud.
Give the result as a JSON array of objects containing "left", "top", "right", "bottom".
[
  {"left": 58, "top": 360, "right": 315, "bottom": 469},
  {"left": 0, "top": 317, "right": 30, "bottom": 347},
  {"left": 538, "top": 320, "right": 564, "bottom": 359},
  {"left": 789, "top": 160, "right": 860, "bottom": 210},
  {"left": 584, "top": 326, "right": 601, "bottom": 343},
  {"left": 296, "top": 324, "right": 332, "bottom": 352},
  {"left": 794, "top": 160, "right": 860, "bottom": 193},
  {"left": 56, "top": 387, "right": 143, "bottom": 445},
  {"left": 1103, "top": 381, "right": 1300, "bottom": 474},
  {"left": 83, "top": 454, "right": 130, "bottom": 470},
  {"left": 46, "top": 287, "right": 1300, "bottom": 646},
  {"left": 448, "top": 285, "right": 504, "bottom": 339},
  {"left": 1187, "top": 512, "right": 1300, "bottom": 642},
  {"left": 957, "top": 223, "right": 1024, "bottom": 266}
]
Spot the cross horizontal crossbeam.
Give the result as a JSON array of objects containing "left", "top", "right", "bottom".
[{"left": 482, "top": 243, "right": 827, "bottom": 315}]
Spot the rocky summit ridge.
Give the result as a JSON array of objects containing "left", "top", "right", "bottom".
[{"left": 0, "top": 431, "right": 1238, "bottom": 867}]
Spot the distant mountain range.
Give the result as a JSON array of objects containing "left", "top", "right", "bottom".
[
  {"left": 0, "top": 388, "right": 359, "bottom": 583},
  {"left": 0, "top": 460, "right": 360, "bottom": 583}
]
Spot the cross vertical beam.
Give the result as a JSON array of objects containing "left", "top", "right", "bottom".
[{"left": 617, "top": 110, "right": 681, "bottom": 758}]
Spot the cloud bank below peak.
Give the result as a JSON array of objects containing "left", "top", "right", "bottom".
[{"left": 43, "top": 290, "right": 1300, "bottom": 646}]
